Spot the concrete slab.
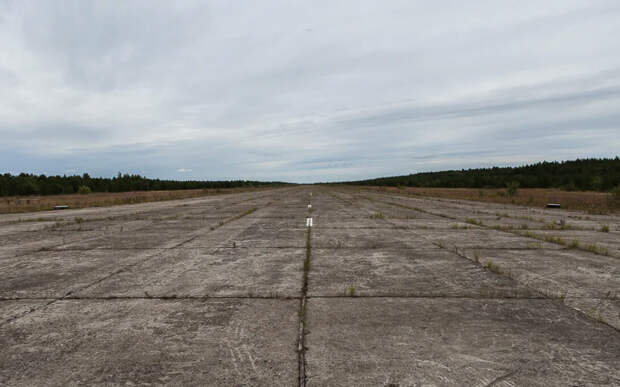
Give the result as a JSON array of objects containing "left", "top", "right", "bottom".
[
  {"left": 188, "top": 225, "right": 306, "bottom": 248},
  {"left": 388, "top": 218, "right": 481, "bottom": 230},
  {"left": 312, "top": 228, "right": 440, "bottom": 250},
  {"left": 528, "top": 230, "right": 620, "bottom": 257},
  {"left": 56, "top": 229, "right": 195, "bottom": 250},
  {"left": 0, "top": 249, "right": 164, "bottom": 298},
  {"left": 78, "top": 248, "right": 304, "bottom": 298},
  {"left": 305, "top": 298, "right": 620, "bottom": 386},
  {"left": 0, "top": 300, "right": 48, "bottom": 323},
  {"left": 0, "top": 299, "right": 298, "bottom": 386},
  {"left": 418, "top": 228, "right": 564, "bottom": 250},
  {"left": 565, "top": 297, "right": 620, "bottom": 332},
  {"left": 313, "top": 218, "right": 390, "bottom": 229},
  {"left": 308, "top": 248, "right": 536, "bottom": 298},
  {"left": 460, "top": 248, "right": 620, "bottom": 299}
]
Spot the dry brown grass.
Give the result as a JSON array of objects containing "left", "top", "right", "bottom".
[
  {"left": 355, "top": 186, "right": 618, "bottom": 214},
  {"left": 0, "top": 187, "right": 276, "bottom": 214}
]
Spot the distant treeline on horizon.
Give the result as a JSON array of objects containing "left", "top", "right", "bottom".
[
  {"left": 341, "top": 157, "right": 620, "bottom": 192},
  {"left": 0, "top": 172, "right": 289, "bottom": 197}
]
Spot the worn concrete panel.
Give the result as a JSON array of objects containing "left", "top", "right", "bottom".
[
  {"left": 305, "top": 298, "right": 620, "bottom": 386},
  {"left": 0, "top": 300, "right": 48, "bottom": 323},
  {"left": 309, "top": 248, "right": 536, "bottom": 298},
  {"left": 460, "top": 248, "right": 620, "bottom": 299},
  {"left": 0, "top": 299, "right": 299, "bottom": 386},
  {"left": 312, "top": 228, "right": 439, "bottom": 250},
  {"left": 78, "top": 248, "right": 304, "bottom": 298},
  {"left": 0, "top": 249, "right": 165, "bottom": 298},
  {"left": 420, "top": 228, "right": 564, "bottom": 250},
  {"left": 188, "top": 225, "right": 306, "bottom": 248}
]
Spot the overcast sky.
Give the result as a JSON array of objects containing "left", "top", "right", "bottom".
[{"left": 1, "top": 0, "right": 619, "bottom": 183}]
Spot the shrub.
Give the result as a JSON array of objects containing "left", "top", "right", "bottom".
[
  {"left": 506, "top": 181, "right": 519, "bottom": 197},
  {"left": 77, "top": 185, "right": 92, "bottom": 194}
]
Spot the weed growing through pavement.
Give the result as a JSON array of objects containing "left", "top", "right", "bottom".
[
  {"left": 451, "top": 223, "right": 471, "bottom": 230},
  {"left": 484, "top": 261, "right": 502, "bottom": 274},
  {"left": 345, "top": 285, "right": 356, "bottom": 297},
  {"left": 330, "top": 239, "right": 345, "bottom": 248},
  {"left": 465, "top": 218, "right": 483, "bottom": 226},
  {"left": 569, "top": 239, "right": 580, "bottom": 249},
  {"left": 518, "top": 229, "right": 614, "bottom": 257},
  {"left": 585, "top": 243, "right": 610, "bottom": 256},
  {"left": 545, "top": 235, "right": 565, "bottom": 245},
  {"left": 304, "top": 229, "right": 312, "bottom": 274},
  {"left": 600, "top": 224, "right": 610, "bottom": 233}
]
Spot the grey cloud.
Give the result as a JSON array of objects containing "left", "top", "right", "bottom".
[{"left": 1, "top": 0, "right": 619, "bottom": 183}]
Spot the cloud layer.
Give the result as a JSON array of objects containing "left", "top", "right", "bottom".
[{"left": 1, "top": 0, "right": 619, "bottom": 182}]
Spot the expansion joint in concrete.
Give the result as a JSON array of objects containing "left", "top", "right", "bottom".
[{"left": 298, "top": 202, "right": 313, "bottom": 387}]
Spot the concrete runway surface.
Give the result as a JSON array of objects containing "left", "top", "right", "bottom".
[{"left": 1, "top": 187, "right": 619, "bottom": 386}]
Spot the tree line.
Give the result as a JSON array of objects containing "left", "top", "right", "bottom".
[
  {"left": 0, "top": 173, "right": 289, "bottom": 197},
  {"left": 341, "top": 157, "right": 620, "bottom": 192}
]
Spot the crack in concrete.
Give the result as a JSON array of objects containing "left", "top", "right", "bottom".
[
  {"left": 1, "top": 294, "right": 555, "bottom": 302},
  {"left": 484, "top": 366, "right": 521, "bottom": 386},
  {"left": 297, "top": 196, "right": 313, "bottom": 387}
]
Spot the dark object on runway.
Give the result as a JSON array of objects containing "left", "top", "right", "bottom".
[
  {"left": 546, "top": 203, "right": 561, "bottom": 208},
  {"left": 52, "top": 205, "right": 69, "bottom": 210}
]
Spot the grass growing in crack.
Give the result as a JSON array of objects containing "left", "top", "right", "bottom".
[
  {"left": 451, "top": 223, "right": 471, "bottom": 230},
  {"left": 329, "top": 239, "right": 345, "bottom": 248},
  {"left": 585, "top": 243, "right": 610, "bottom": 256},
  {"left": 473, "top": 251, "right": 479, "bottom": 263},
  {"left": 369, "top": 212, "right": 384, "bottom": 219},
  {"left": 569, "top": 239, "right": 580, "bottom": 249},
  {"left": 484, "top": 261, "right": 502, "bottom": 274},
  {"left": 526, "top": 241, "right": 543, "bottom": 249},
  {"left": 297, "top": 222, "right": 313, "bottom": 385},
  {"left": 542, "top": 219, "right": 588, "bottom": 231},
  {"left": 208, "top": 207, "right": 258, "bottom": 231},
  {"left": 544, "top": 235, "right": 565, "bottom": 245},
  {"left": 345, "top": 285, "right": 356, "bottom": 297},
  {"left": 304, "top": 228, "right": 312, "bottom": 277},
  {"left": 600, "top": 224, "right": 610, "bottom": 233},
  {"left": 8, "top": 216, "right": 63, "bottom": 224},
  {"left": 585, "top": 308, "right": 605, "bottom": 324},
  {"left": 465, "top": 218, "right": 483, "bottom": 226},
  {"left": 518, "top": 230, "right": 614, "bottom": 258},
  {"left": 493, "top": 224, "right": 516, "bottom": 231}
]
